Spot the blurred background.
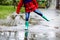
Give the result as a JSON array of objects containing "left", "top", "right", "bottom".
[{"left": 0, "top": 0, "right": 60, "bottom": 19}]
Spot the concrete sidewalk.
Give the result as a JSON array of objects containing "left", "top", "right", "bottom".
[{"left": 0, "top": 9, "right": 60, "bottom": 40}]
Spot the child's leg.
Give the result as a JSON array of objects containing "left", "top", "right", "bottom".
[
  {"left": 34, "top": 9, "right": 49, "bottom": 21},
  {"left": 25, "top": 12, "right": 30, "bottom": 29},
  {"left": 24, "top": 12, "right": 30, "bottom": 39}
]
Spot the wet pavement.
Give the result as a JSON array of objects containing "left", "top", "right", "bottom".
[{"left": 0, "top": 9, "right": 60, "bottom": 40}]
